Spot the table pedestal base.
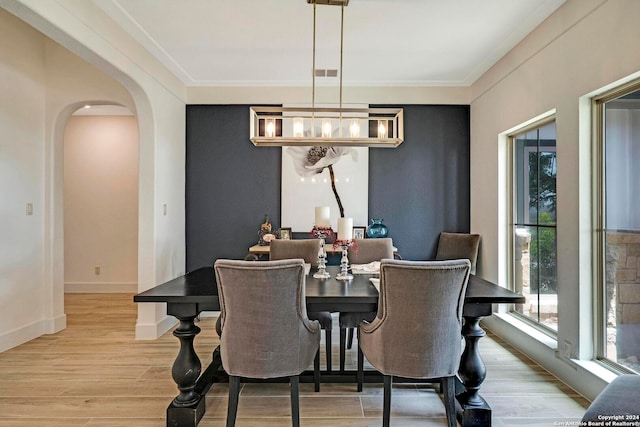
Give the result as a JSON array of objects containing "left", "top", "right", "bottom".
[
  {"left": 167, "top": 398, "right": 205, "bottom": 427},
  {"left": 455, "top": 383, "right": 492, "bottom": 427}
]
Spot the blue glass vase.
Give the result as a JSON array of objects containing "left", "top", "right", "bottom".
[{"left": 366, "top": 219, "right": 388, "bottom": 238}]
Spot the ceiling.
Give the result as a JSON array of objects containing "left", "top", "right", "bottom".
[{"left": 95, "top": 0, "right": 566, "bottom": 87}]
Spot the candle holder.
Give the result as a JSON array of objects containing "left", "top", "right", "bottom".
[
  {"left": 313, "top": 238, "right": 331, "bottom": 279},
  {"left": 310, "top": 226, "right": 334, "bottom": 279},
  {"left": 334, "top": 239, "right": 355, "bottom": 281},
  {"left": 310, "top": 225, "right": 335, "bottom": 243}
]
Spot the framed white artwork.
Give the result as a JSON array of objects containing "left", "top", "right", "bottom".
[
  {"left": 281, "top": 104, "right": 369, "bottom": 232},
  {"left": 281, "top": 146, "right": 368, "bottom": 232}
]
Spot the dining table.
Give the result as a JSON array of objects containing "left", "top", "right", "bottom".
[{"left": 134, "top": 265, "right": 525, "bottom": 427}]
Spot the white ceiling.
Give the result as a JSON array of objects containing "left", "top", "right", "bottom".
[{"left": 96, "top": 0, "right": 566, "bottom": 87}]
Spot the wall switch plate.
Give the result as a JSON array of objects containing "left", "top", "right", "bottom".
[
  {"left": 163, "top": 204, "right": 167, "bottom": 216},
  {"left": 95, "top": 266, "right": 101, "bottom": 275},
  {"left": 26, "top": 203, "right": 33, "bottom": 215}
]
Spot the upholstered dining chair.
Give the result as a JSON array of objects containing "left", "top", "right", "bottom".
[
  {"left": 339, "top": 238, "right": 394, "bottom": 372},
  {"left": 434, "top": 232, "right": 480, "bottom": 275},
  {"left": 214, "top": 259, "right": 321, "bottom": 427},
  {"left": 269, "top": 238, "right": 334, "bottom": 375},
  {"left": 358, "top": 259, "right": 471, "bottom": 427}
]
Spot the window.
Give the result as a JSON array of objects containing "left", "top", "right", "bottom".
[
  {"left": 511, "top": 121, "right": 558, "bottom": 331},
  {"left": 595, "top": 84, "right": 640, "bottom": 374}
]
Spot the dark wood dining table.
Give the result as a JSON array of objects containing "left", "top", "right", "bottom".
[{"left": 134, "top": 265, "right": 524, "bottom": 427}]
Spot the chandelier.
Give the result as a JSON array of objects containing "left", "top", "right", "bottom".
[{"left": 249, "top": 0, "right": 404, "bottom": 148}]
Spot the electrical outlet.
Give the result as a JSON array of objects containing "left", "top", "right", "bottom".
[
  {"left": 562, "top": 341, "right": 571, "bottom": 359},
  {"left": 95, "top": 266, "right": 101, "bottom": 275}
]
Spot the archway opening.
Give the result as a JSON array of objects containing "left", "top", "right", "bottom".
[{"left": 63, "top": 104, "right": 139, "bottom": 294}]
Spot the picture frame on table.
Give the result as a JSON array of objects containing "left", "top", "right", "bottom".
[
  {"left": 279, "top": 227, "right": 292, "bottom": 240},
  {"left": 353, "top": 226, "right": 366, "bottom": 240}
]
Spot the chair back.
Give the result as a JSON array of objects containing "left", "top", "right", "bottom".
[
  {"left": 214, "top": 259, "right": 320, "bottom": 379},
  {"left": 348, "top": 238, "right": 393, "bottom": 264},
  {"left": 359, "top": 259, "right": 470, "bottom": 379},
  {"left": 435, "top": 232, "right": 480, "bottom": 274},
  {"left": 270, "top": 238, "right": 322, "bottom": 268}
]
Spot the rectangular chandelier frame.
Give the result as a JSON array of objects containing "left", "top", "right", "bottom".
[{"left": 249, "top": 106, "right": 404, "bottom": 148}]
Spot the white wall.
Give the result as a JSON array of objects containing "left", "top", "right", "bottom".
[
  {"left": 470, "top": 0, "right": 640, "bottom": 399},
  {"left": 0, "top": 7, "right": 140, "bottom": 351},
  {"left": 187, "top": 85, "right": 470, "bottom": 105},
  {"left": 64, "top": 115, "right": 138, "bottom": 292},
  {"left": 17, "top": 0, "right": 188, "bottom": 340},
  {"left": 0, "top": 0, "right": 187, "bottom": 349},
  {"left": 0, "top": 8, "right": 47, "bottom": 351}
]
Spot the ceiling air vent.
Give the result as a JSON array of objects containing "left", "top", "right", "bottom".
[
  {"left": 314, "top": 69, "right": 339, "bottom": 77},
  {"left": 307, "top": 0, "right": 349, "bottom": 6}
]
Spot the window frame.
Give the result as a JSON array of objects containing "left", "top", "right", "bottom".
[
  {"left": 593, "top": 80, "right": 640, "bottom": 372},
  {"left": 508, "top": 117, "right": 558, "bottom": 336}
]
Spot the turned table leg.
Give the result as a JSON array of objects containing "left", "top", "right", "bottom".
[
  {"left": 172, "top": 317, "right": 202, "bottom": 406},
  {"left": 456, "top": 304, "right": 492, "bottom": 427},
  {"left": 166, "top": 304, "right": 207, "bottom": 427}
]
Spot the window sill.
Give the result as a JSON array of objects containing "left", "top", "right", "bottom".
[
  {"left": 484, "top": 312, "right": 619, "bottom": 400},
  {"left": 490, "top": 312, "right": 557, "bottom": 350}
]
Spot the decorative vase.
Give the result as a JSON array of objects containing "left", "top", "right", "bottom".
[{"left": 366, "top": 219, "right": 388, "bottom": 239}]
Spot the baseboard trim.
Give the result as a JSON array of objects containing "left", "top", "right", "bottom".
[
  {"left": 65, "top": 282, "right": 138, "bottom": 293},
  {"left": 45, "top": 314, "right": 67, "bottom": 334},
  {"left": 135, "top": 315, "right": 177, "bottom": 340},
  {"left": 0, "top": 317, "right": 53, "bottom": 352}
]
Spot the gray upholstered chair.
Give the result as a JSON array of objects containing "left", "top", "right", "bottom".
[
  {"left": 581, "top": 375, "right": 640, "bottom": 423},
  {"left": 270, "top": 238, "right": 334, "bottom": 375},
  {"left": 435, "top": 232, "right": 480, "bottom": 274},
  {"left": 358, "top": 259, "right": 470, "bottom": 427},
  {"left": 339, "top": 238, "right": 394, "bottom": 372},
  {"left": 214, "top": 259, "right": 321, "bottom": 427}
]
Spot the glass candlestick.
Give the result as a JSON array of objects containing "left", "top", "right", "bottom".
[
  {"left": 313, "top": 239, "right": 331, "bottom": 279},
  {"left": 335, "top": 245, "right": 353, "bottom": 281}
]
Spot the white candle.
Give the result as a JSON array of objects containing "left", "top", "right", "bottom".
[
  {"left": 337, "top": 217, "right": 353, "bottom": 241},
  {"left": 315, "top": 206, "right": 330, "bottom": 227}
]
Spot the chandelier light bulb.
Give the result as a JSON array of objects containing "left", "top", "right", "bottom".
[
  {"left": 378, "top": 120, "right": 387, "bottom": 138},
  {"left": 293, "top": 117, "right": 304, "bottom": 137},
  {"left": 265, "top": 119, "right": 276, "bottom": 137},
  {"left": 349, "top": 119, "right": 360, "bottom": 138},
  {"left": 322, "top": 119, "right": 332, "bottom": 138}
]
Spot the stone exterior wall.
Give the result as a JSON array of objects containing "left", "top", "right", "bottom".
[
  {"left": 606, "top": 231, "right": 640, "bottom": 325},
  {"left": 606, "top": 231, "right": 640, "bottom": 359}
]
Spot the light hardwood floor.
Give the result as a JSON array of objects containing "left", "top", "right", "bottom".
[{"left": 0, "top": 293, "right": 589, "bottom": 426}]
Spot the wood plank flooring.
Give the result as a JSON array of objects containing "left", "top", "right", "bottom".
[{"left": 0, "top": 294, "right": 589, "bottom": 426}]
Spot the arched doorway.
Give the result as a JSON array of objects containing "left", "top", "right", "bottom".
[{"left": 63, "top": 104, "right": 139, "bottom": 294}]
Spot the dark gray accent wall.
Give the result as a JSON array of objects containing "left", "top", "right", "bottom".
[
  {"left": 369, "top": 105, "right": 470, "bottom": 260},
  {"left": 186, "top": 104, "right": 469, "bottom": 271},
  {"left": 186, "top": 105, "right": 281, "bottom": 271}
]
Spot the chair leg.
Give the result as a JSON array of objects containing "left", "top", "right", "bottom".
[
  {"left": 313, "top": 350, "right": 320, "bottom": 392},
  {"left": 339, "top": 327, "right": 346, "bottom": 373},
  {"left": 347, "top": 327, "right": 354, "bottom": 349},
  {"left": 325, "top": 329, "right": 332, "bottom": 373},
  {"left": 227, "top": 375, "right": 241, "bottom": 427},
  {"left": 442, "top": 376, "right": 456, "bottom": 427},
  {"left": 290, "top": 376, "right": 300, "bottom": 427},
  {"left": 383, "top": 375, "right": 392, "bottom": 427},
  {"left": 357, "top": 342, "right": 364, "bottom": 392}
]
